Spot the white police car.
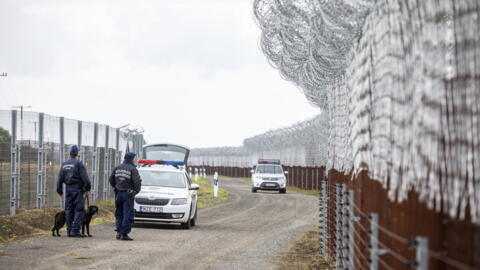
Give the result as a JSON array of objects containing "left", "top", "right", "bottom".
[
  {"left": 134, "top": 143, "right": 199, "bottom": 229},
  {"left": 251, "top": 159, "right": 288, "bottom": 194}
]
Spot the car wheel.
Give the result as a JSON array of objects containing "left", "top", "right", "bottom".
[
  {"left": 279, "top": 188, "right": 286, "bottom": 194},
  {"left": 181, "top": 220, "right": 191, "bottom": 229},
  {"left": 252, "top": 187, "right": 257, "bottom": 193},
  {"left": 190, "top": 206, "right": 197, "bottom": 227}
]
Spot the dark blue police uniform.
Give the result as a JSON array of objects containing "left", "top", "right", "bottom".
[
  {"left": 109, "top": 152, "right": 141, "bottom": 240},
  {"left": 56, "top": 146, "right": 91, "bottom": 237}
]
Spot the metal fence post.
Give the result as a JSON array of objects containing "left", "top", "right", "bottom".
[
  {"left": 415, "top": 237, "right": 428, "bottom": 270},
  {"left": 370, "top": 213, "right": 379, "bottom": 270},
  {"left": 313, "top": 168, "right": 316, "bottom": 190},
  {"left": 116, "top": 128, "right": 121, "bottom": 165},
  {"left": 36, "top": 113, "right": 45, "bottom": 208},
  {"left": 77, "top": 121, "right": 83, "bottom": 160},
  {"left": 346, "top": 190, "right": 356, "bottom": 270},
  {"left": 335, "top": 184, "right": 346, "bottom": 268},
  {"left": 10, "top": 110, "right": 18, "bottom": 215},
  {"left": 92, "top": 123, "right": 98, "bottom": 201},
  {"left": 340, "top": 184, "right": 347, "bottom": 268},
  {"left": 319, "top": 180, "right": 329, "bottom": 257},
  {"left": 138, "top": 134, "right": 144, "bottom": 158},
  {"left": 369, "top": 213, "right": 389, "bottom": 270},
  {"left": 306, "top": 168, "right": 309, "bottom": 189},
  {"left": 103, "top": 126, "right": 110, "bottom": 201},
  {"left": 298, "top": 168, "right": 302, "bottom": 189},
  {"left": 59, "top": 117, "right": 65, "bottom": 208}
]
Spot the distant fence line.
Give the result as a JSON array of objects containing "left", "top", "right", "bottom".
[
  {"left": 189, "top": 114, "right": 328, "bottom": 168},
  {"left": 0, "top": 110, "right": 145, "bottom": 215}
]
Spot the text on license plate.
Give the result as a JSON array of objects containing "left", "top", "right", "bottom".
[{"left": 140, "top": 206, "right": 163, "bottom": 213}]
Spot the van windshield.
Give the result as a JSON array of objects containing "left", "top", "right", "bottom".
[
  {"left": 256, "top": 165, "right": 283, "bottom": 174},
  {"left": 139, "top": 171, "right": 186, "bottom": 188}
]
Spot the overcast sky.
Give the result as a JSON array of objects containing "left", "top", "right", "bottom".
[{"left": 0, "top": 0, "right": 319, "bottom": 148}]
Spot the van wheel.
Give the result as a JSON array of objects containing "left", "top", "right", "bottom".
[
  {"left": 252, "top": 187, "right": 257, "bottom": 193},
  {"left": 279, "top": 188, "right": 286, "bottom": 194}
]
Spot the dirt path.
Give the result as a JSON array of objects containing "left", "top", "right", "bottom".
[{"left": 0, "top": 177, "right": 318, "bottom": 270}]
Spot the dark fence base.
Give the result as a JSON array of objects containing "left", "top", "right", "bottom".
[
  {"left": 327, "top": 169, "right": 480, "bottom": 270},
  {"left": 189, "top": 165, "right": 480, "bottom": 269},
  {"left": 189, "top": 165, "right": 325, "bottom": 190}
]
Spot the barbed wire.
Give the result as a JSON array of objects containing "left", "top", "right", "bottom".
[
  {"left": 378, "top": 257, "right": 395, "bottom": 270},
  {"left": 191, "top": 0, "right": 480, "bottom": 225},
  {"left": 190, "top": 114, "right": 329, "bottom": 168}
]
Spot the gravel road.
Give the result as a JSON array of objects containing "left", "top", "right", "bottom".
[{"left": 0, "top": 177, "right": 318, "bottom": 270}]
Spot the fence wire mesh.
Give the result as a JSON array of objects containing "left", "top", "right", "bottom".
[{"left": 0, "top": 110, "right": 145, "bottom": 215}]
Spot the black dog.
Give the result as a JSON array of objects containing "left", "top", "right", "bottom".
[
  {"left": 81, "top": 205, "right": 99, "bottom": 237},
  {"left": 51, "top": 205, "right": 99, "bottom": 237}
]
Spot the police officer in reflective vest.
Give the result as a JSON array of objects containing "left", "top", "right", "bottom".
[
  {"left": 109, "top": 152, "right": 142, "bottom": 240},
  {"left": 56, "top": 145, "right": 91, "bottom": 237}
]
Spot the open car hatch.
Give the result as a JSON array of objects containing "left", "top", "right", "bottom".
[{"left": 142, "top": 143, "right": 190, "bottom": 165}]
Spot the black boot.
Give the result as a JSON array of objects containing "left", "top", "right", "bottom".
[
  {"left": 120, "top": 234, "right": 133, "bottom": 241},
  {"left": 69, "top": 233, "right": 85, "bottom": 238},
  {"left": 116, "top": 233, "right": 121, "bottom": 240}
]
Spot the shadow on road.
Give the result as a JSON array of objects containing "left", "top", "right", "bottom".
[
  {"left": 253, "top": 191, "right": 284, "bottom": 195},
  {"left": 133, "top": 222, "right": 184, "bottom": 230}
]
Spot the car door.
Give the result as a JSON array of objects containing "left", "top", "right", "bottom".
[{"left": 186, "top": 172, "right": 197, "bottom": 218}]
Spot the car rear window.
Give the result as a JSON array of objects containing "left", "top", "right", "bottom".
[
  {"left": 144, "top": 145, "right": 188, "bottom": 162},
  {"left": 139, "top": 171, "right": 186, "bottom": 188}
]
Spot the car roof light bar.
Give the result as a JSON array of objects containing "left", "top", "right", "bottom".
[
  {"left": 258, "top": 159, "right": 281, "bottom": 164},
  {"left": 138, "top": 159, "right": 185, "bottom": 166}
]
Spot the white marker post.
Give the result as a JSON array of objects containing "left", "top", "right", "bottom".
[
  {"left": 213, "top": 171, "right": 219, "bottom": 197},
  {"left": 194, "top": 168, "right": 199, "bottom": 180}
]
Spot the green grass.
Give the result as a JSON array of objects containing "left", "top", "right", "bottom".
[
  {"left": 0, "top": 198, "right": 116, "bottom": 245},
  {"left": 193, "top": 177, "right": 229, "bottom": 209},
  {"left": 238, "top": 177, "right": 252, "bottom": 184},
  {"left": 0, "top": 176, "right": 230, "bottom": 247},
  {"left": 90, "top": 198, "right": 116, "bottom": 225},
  {"left": 286, "top": 186, "right": 320, "bottom": 196},
  {"left": 277, "top": 229, "right": 330, "bottom": 270}
]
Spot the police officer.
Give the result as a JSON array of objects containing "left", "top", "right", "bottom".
[
  {"left": 56, "top": 145, "right": 91, "bottom": 237},
  {"left": 109, "top": 152, "right": 142, "bottom": 241}
]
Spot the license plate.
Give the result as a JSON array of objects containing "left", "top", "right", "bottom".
[
  {"left": 266, "top": 184, "right": 275, "bottom": 187},
  {"left": 140, "top": 206, "right": 163, "bottom": 213}
]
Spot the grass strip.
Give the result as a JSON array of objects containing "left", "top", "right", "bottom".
[
  {"left": 0, "top": 198, "right": 115, "bottom": 246},
  {"left": 193, "top": 177, "right": 229, "bottom": 209},
  {"left": 285, "top": 186, "right": 320, "bottom": 196},
  {"left": 277, "top": 229, "right": 330, "bottom": 270},
  {"left": 0, "top": 177, "right": 229, "bottom": 246}
]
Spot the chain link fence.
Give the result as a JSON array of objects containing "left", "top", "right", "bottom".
[
  {"left": 189, "top": 114, "right": 328, "bottom": 168},
  {"left": 0, "top": 110, "right": 145, "bottom": 215}
]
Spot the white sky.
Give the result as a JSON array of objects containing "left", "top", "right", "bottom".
[{"left": 0, "top": 0, "right": 319, "bottom": 148}]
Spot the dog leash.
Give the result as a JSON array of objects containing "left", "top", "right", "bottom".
[{"left": 85, "top": 192, "right": 90, "bottom": 209}]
